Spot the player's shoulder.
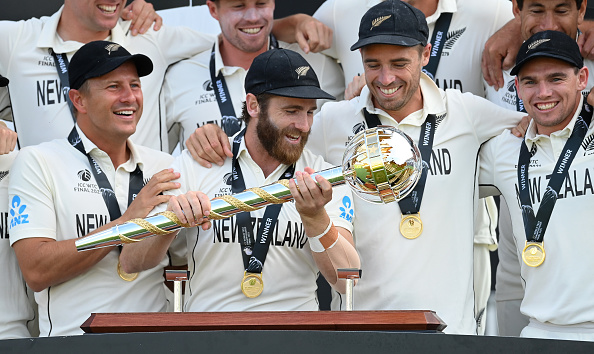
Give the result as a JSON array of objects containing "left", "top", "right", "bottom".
[
  {"left": 455, "top": 0, "right": 511, "bottom": 16},
  {"left": 13, "top": 139, "right": 69, "bottom": 169},
  {"left": 134, "top": 144, "right": 174, "bottom": 167},
  {"left": 486, "top": 128, "right": 522, "bottom": 151},
  {"left": 0, "top": 16, "right": 45, "bottom": 41}
]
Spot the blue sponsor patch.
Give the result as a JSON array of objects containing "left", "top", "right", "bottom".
[
  {"left": 339, "top": 196, "right": 354, "bottom": 222},
  {"left": 9, "top": 195, "right": 30, "bottom": 228}
]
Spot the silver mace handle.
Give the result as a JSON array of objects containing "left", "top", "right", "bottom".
[{"left": 75, "top": 167, "right": 346, "bottom": 252}]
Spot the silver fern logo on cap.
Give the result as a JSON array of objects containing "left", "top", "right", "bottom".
[
  {"left": 371, "top": 15, "right": 391, "bottom": 30},
  {"left": 105, "top": 43, "right": 121, "bottom": 55},
  {"left": 527, "top": 39, "right": 550, "bottom": 53},
  {"left": 295, "top": 66, "right": 310, "bottom": 79}
]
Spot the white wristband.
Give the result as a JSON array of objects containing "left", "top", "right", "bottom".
[{"left": 308, "top": 221, "right": 333, "bottom": 253}]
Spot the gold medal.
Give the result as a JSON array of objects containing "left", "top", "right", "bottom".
[
  {"left": 522, "top": 242, "right": 545, "bottom": 267},
  {"left": 241, "top": 271, "right": 263, "bottom": 298},
  {"left": 117, "top": 260, "right": 139, "bottom": 282},
  {"left": 400, "top": 213, "right": 423, "bottom": 239}
]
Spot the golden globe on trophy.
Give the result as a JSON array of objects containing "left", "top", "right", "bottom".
[{"left": 75, "top": 126, "right": 423, "bottom": 252}]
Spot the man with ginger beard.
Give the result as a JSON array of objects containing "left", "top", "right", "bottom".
[{"left": 119, "top": 49, "right": 360, "bottom": 312}]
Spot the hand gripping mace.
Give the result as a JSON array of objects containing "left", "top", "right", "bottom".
[{"left": 75, "top": 126, "right": 423, "bottom": 251}]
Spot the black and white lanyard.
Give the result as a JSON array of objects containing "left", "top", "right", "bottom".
[
  {"left": 422, "top": 12, "right": 453, "bottom": 80},
  {"left": 50, "top": 49, "right": 76, "bottom": 123},
  {"left": 363, "top": 111, "right": 436, "bottom": 215},
  {"left": 68, "top": 127, "right": 143, "bottom": 222},
  {"left": 230, "top": 129, "right": 294, "bottom": 273},
  {"left": 209, "top": 35, "right": 279, "bottom": 136},
  {"left": 517, "top": 102, "right": 593, "bottom": 243}
]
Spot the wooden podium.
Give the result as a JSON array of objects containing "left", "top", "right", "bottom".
[{"left": 81, "top": 310, "right": 446, "bottom": 333}]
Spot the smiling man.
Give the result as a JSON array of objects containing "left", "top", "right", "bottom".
[
  {"left": 120, "top": 49, "right": 359, "bottom": 312},
  {"left": 164, "top": 0, "right": 344, "bottom": 158},
  {"left": 305, "top": 0, "right": 525, "bottom": 334},
  {"left": 479, "top": 30, "right": 594, "bottom": 341},
  {"left": 8, "top": 41, "right": 180, "bottom": 337},
  {"left": 0, "top": 0, "right": 215, "bottom": 152}
]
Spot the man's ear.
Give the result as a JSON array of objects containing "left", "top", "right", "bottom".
[
  {"left": 514, "top": 76, "right": 522, "bottom": 101},
  {"left": 69, "top": 89, "right": 87, "bottom": 115},
  {"left": 207, "top": 0, "right": 220, "bottom": 21},
  {"left": 246, "top": 93, "right": 260, "bottom": 120},
  {"left": 578, "top": 66, "right": 589, "bottom": 91}
]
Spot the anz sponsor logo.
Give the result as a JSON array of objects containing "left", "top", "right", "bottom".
[
  {"left": 212, "top": 216, "right": 308, "bottom": 249},
  {"left": 339, "top": 196, "right": 354, "bottom": 222},
  {"left": 9, "top": 195, "right": 30, "bottom": 229}
]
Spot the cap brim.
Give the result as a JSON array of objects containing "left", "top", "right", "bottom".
[
  {"left": 84, "top": 54, "right": 153, "bottom": 83},
  {"left": 511, "top": 52, "right": 581, "bottom": 76},
  {"left": 266, "top": 85, "right": 336, "bottom": 100},
  {"left": 350, "top": 34, "right": 424, "bottom": 51}
]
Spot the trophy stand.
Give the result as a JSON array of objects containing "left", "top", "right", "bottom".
[
  {"left": 165, "top": 270, "right": 189, "bottom": 312},
  {"left": 338, "top": 268, "right": 362, "bottom": 311}
]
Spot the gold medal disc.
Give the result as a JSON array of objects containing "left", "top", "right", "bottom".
[
  {"left": 400, "top": 214, "right": 423, "bottom": 239},
  {"left": 117, "top": 260, "right": 139, "bottom": 282},
  {"left": 241, "top": 272, "right": 264, "bottom": 298},
  {"left": 522, "top": 242, "right": 546, "bottom": 267}
]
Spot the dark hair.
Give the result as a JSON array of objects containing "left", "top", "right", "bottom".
[
  {"left": 516, "top": 0, "right": 583, "bottom": 10},
  {"left": 240, "top": 93, "right": 273, "bottom": 125}
]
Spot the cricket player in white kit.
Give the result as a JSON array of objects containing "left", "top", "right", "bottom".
[
  {"left": 8, "top": 41, "right": 179, "bottom": 336},
  {"left": 164, "top": 0, "right": 344, "bottom": 152},
  {"left": 480, "top": 30, "right": 594, "bottom": 341},
  {"left": 307, "top": 0, "right": 524, "bottom": 334},
  {"left": 120, "top": 48, "right": 359, "bottom": 311}
]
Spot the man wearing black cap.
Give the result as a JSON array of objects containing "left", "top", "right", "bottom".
[
  {"left": 7, "top": 41, "right": 180, "bottom": 336},
  {"left": 306, "top": 0, "right": 525, "bottom": 334},
  {"left": 120, "top": 48, "right": 359, "bottom": 312},
  {"left": 479, "top": 30, "right": 594, "bottom": 341}
]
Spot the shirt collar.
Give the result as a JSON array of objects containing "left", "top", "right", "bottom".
[
  {"left": 37, "top": 6, "right": 130, "bottom": 53},
  {"left": 525, "top": 95, "right": 585, "bottom": 148},
  {"left": 75, "top": 125, "right": 143, "bottom": 172},
  {"left": 356, "top": 72, "right": 445, "bottom": 126},
  {"left": 426, "top": 0, "right": 457, "bottom": 25},
  {"left": 213, "top": 35, "right": 244, "bottom": 77}
]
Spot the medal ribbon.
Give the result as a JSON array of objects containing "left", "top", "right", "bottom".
[
  {"left": 364, "top": 111, "right": 437, "bottom": 214},
  {"left": 68, "top": 127, "right": 144, "bottom": 222},
  {"left": 422, "top": 12, "right": 453, "bottom": 80},
  {"left": 49, "top": 49, "right": 76, "bottom": 123},
  {"left": 209, "top": 35, "right": 279, "bottom": 136},
  {"left": 231, "top": 129, "right": 295, "bottom": 273},
  {"left": 517, "top": 102, "right": 593, "bottom": 243}
]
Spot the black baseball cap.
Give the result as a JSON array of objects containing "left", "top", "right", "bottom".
[
  {"left": 511, "top": 30, "right": 583, "bottom": 76},
  {"left": 350, "top": 0, "right": 429, "bottom": 51},
  {"left": 69, "top": 40, "right": 153, "bottom": 90},
  {"left": 244, "top": 49, "right": 335, "bottom": 100}
]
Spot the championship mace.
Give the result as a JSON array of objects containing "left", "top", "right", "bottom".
[{"left": 75, "top": 126, "right": 423, "bottom": 251}]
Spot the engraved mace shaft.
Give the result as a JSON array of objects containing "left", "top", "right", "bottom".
[{"left": 75, "top": 126, "right": 423, "bottom": 252}]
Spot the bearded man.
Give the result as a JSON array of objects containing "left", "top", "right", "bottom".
[{"left": 119, "top": 48, "right": 359, "bottom": 311}]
